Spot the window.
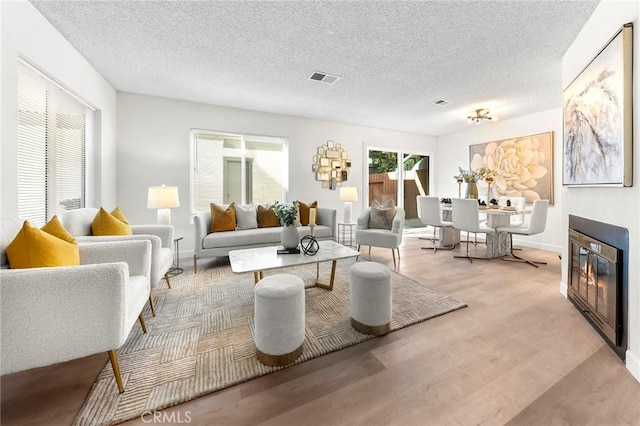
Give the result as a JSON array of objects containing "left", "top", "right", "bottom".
[
  {"left": 17, "top": 60, "right": 92, "bottom": 226},
  {"left": 191, "top": 130, "right": 287, "bottom": 212}
]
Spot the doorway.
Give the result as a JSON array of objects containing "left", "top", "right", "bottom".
[{"left": 366, "top": 149, "right": 431, "bottom": 229}]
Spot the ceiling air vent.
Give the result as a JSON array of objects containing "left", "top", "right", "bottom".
[
  {"left": 433, "top": 99, "right": 452, "bottom": 106},
  {"left": 309, "top": 71, "right": 340, "bottom": 85}
]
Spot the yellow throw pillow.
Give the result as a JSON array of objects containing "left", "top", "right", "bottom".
[
  {"left": 257, "top": 205, "right": 280, "bottom": 228},
  {"left": 41, "top": 215, "right": 77, "bottom": 244},
  {"left": 297, "top": 201, "right": 318, "bottom": 226},
  {"left": 92, "top": 207, "right": 133, "bottom": 236},
  {"left": 6, "top": 220, "right": 80, "bottom": 269},
  {"left": 210, "top": 202, "right": 236, "bottom": 232},
  {"left": 110, "top": 206, "right": 130, "bottom": 224}
]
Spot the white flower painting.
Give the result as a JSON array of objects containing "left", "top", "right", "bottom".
[
  {"left": 469, "top": 132, "right": 554, "bottom": 203},
  {"left": 563, "top": 24, "right": 633, "bottom": 186}
]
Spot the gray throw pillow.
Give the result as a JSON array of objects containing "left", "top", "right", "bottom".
[
  {"left": 368, "top": 199, "right": 396, "bottom": 229},
  {"left": 235, "top": 204, "right": 258, "bottom": 230}
]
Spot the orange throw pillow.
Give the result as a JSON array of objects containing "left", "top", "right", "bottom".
[
  {"left": 210, "top": 202, "right": 236, "bottom": 232},
  {"left": 257, "top": 205, "right": 280, "bottom": 228},
  {"left": 297, "top": 201, "right": 318, "bottom": 226}
]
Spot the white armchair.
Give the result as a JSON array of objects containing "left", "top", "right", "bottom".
[
  {"left": 61, "top": 208, "right": 174, "bottom": 316},
  {"left": 1, "top": 231, "right": 152, "bottom": 394},
  {"left": 356, "top": 207, "right": 405, "bottom": 268}
]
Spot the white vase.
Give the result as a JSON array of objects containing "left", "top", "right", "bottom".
[{"left": 281, "top": 224, "right": 299, "bottom": 249}]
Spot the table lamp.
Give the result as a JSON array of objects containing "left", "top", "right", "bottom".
[
  {"left": 147, "top": 185, "right": 180, "bottom": 225},
  {"left": 339, "top": 186, "right": 358, "bottom": 223}
]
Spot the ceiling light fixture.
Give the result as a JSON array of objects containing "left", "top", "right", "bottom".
[{"left": 467, "top": 108, "right": 494, "bottom": 123}]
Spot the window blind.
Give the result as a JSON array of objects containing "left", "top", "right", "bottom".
[{"left": 17, "top": 61, "right": 87, "bottom": 226}]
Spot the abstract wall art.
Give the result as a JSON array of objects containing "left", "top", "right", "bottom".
[
  {"left": 563, "top": 23, "right": 633, "bottom": 187},
  {"left": 470, "top": 132, "right": 554, "bottom": 204}
]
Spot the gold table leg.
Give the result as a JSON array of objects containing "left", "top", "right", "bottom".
[
  {"left": 250, "top": 262, "right": 339, "bottom": 291},
  {"left": 315, "top": 260, "right": 337, "bottom": 291}
]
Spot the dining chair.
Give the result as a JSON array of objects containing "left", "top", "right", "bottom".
[
  {"left": 416, "top": 196, "right": 455, "bottom": 252},
  {"left": 496, "top": 199, "right": 549, "bottom": 267},
  {"left": 451, "top": 198, "right": 494, "bottom": 263}
]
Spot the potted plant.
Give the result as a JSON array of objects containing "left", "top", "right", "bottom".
[{"left": 274, "top": 202, "right": 299, "bottom": 249}]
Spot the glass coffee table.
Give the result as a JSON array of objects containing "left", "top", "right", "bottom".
[{"left": 229, "top": 240, "right": 360, "bottom": 291}]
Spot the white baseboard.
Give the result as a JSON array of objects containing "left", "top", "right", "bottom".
[
  {"left": 511, "top": 238, "right": 561, "bottom": 253},
  {"left": 626, "top": 350, "right": 640, "bottom": 384},
  {"left": 178, "top": 249, "right": 195, "bottom": 263},
  {"left": 559, "top": 280, "right": 567, "bottom": 297}
]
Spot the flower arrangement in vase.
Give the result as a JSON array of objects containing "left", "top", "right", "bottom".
[
  {"left": 454, "top": 166, "right": 492, "bottom": 199},
  {"left": 274, "top": 202, "right": 297, "bottom": 226},
  {"left": 454, "top": 166, "right": 492, "bottom": 183},
  {"left": 274, "top": 202, "right": 299, "bottom": 249}
]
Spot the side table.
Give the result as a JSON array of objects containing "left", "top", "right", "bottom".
[
  {"left": 337, "top": 223, "right": 357, "bottom": 248},
  {"left": 168, "top": 235, "right": 183, "bottom": 276}
]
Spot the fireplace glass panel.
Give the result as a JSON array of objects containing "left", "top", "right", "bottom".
[
  {"left": 587, "top": 254, "right": 596, "bottom": 307},
  {"left": 570, "top": 242, "right": 579, "bottom": 293},
  {"left": 578, "top": 246, "right": 588, "bottom": 299},
  {"left": 596, "top": 256, "right": 609, "bottom": 319}
]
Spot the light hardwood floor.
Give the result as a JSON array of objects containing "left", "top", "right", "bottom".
[{"left": 2, "top": 232, "right": 639, "bottom": 425}]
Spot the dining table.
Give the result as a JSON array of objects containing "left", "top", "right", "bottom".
[{"left": 441, "top": 203, "right": 531, "bottom": 258}]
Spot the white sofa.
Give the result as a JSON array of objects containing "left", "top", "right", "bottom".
[
  {"left": 1, "top": 218, "right": 152, "bottom": 394},
  {"left": 61, "top": 208, "right": 174, "bottom": 315},
  {"left": 193, "top": 207, "right": 337, "bottom": 272}
]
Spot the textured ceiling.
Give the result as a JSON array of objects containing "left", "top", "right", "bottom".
[{"left": 30, "top": 0, "right": 599, "bottom": 136}]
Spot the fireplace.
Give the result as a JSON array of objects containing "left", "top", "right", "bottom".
[{"left": 568, "top": 215, "right": 628, "bottom": 360}]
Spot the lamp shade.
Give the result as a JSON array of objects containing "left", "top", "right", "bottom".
[
  {"left": 339, "top": 187, "right": 358, "bottom": 202},
  {"left": 147, "top": 185, "right": 180, "bottom": 209}
]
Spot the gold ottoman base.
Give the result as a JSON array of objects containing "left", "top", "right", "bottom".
[
  {"left": 256, "top": 343, "right": 304, "bottom": 367},
  {"left": 351, "top": 317, "right": 391, "bottom": 336}
]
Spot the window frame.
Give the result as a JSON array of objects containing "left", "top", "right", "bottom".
[{"left": 190, "top": 129, "right": 289, "bottom": 216}]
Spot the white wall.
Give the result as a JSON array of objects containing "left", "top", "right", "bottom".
[
  {"left": 116, "top": 92, "right": 437, "bottom": 255},
  {"left": 561, "top": 0, "right": 640, "bottom": 382},
  {"left": 436, "top": 109, "right": 563, "bottom": 252},
  {"left": 0, "top": 0, "right": 117, "bottom": 218}
]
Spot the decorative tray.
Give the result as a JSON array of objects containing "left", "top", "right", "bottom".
[{"left": 501, "top": 206, "right": 517, "bottom": 211}]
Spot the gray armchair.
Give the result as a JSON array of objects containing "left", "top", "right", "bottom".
[{"left": 356, "top": 206, "right": 405, "bottom": 268}]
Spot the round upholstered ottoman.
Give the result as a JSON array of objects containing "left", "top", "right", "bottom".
[
  {"left": 254, "top": 274, "right": 305, "bottom": 366},
  {"left": 349, "top": 261, "right": 392, "bottom": 335}
]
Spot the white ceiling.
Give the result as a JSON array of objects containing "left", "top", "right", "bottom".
[{"left": 30, "top": 0, "right": 599, "bottom": 136}]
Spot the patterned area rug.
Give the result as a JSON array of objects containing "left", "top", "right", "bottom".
[{"left": 74, "top": 259, "right": 466, "bottom": 425}]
